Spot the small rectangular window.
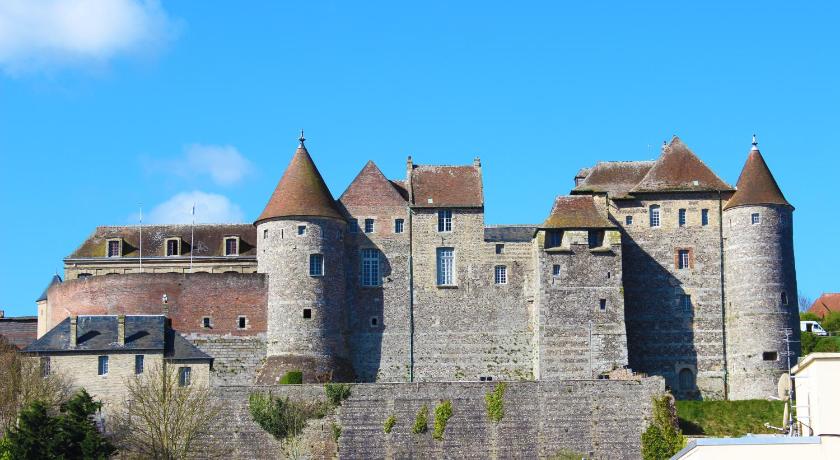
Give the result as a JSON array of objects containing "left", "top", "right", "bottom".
[
  {"left": 650, "top": 205, "right": 661, "bottom": 228},
  {"left": 166, "top": 239, "right": 179, "bottom": 256},
  {"left": 599, "top": 299, "right": 607, "bottom": 311},
  {"left": 303, "top": 308, "right": 312, "bottom": 319},
  {"left": 394, "top": 219, "right": 404, "bottom": 234},
  {"left": 202, "top": 317, "right": 211, "bottom": 328},
  {"left": 625, "top": 215, "right": 633, "bottom": 225},
  {"left": 370, "top": 316, "right": 379, "bottom": 327},
  {"left": 678, "top": 250, "right": 690, "bottom": 270},
  {"left": 348, "top": 219, "right": 359, "bottom": 233},
  {"left": 494, "top": 265, "right": 507, "bottom": 285},
  {"left": 781, "top": 292, "right": 788, "bottom": 306},
  {"left": 107, "top": 240, "right": 121, "bottom": 257},
  {"left": 763, "top": 351, "right": 778, "bottom": 361},
  {"left": 224, "top": 237, "right": 239, "bottom": 256},
  {"left": 238, "top": 316, "right": 246, "bottom": 329},
  {"left": 98, "top": 356, "right": 109, "bottom": 376},
  {"left": 361, "top": 248, "right": 380, "bottom": 287},
  {"left": 178, "top": 367, "right": 191, "bottom": 386},
  {"left": 552, "top": 265, "right": 561, "bottom": 277},
  {"left": 678, "top": 209, "right": 686, "bottom": 227},
  {"left": 297, "top": 225, "right": 307, "bottom": 236},
  {"left": 364, "top": 218, "right": 375, "bottom": 233},
  {"left": 546, "top": 230, "right": 562, "bottom": 249},
  {"left": 679, "top": 294, "right": 692, "bottom": 313},
  {"left": 135, "top": 355, "right": 144, "bottom": 375},
  {"left": 309, "top": 254, "right": 324, "bottom": 277},
  {"left": 437, "top": 210, "right": 452, "bottom": 232},
  {"left": 751, "top": 213, "right": 761, "bottom": 225},
  {"left": 495, "top": 244, "right": 504, "bottom": 254},
  {"left": 436, "top": 247, "right": 455, "bottom": 285},
  {"left": 701, "top": 209, "right": 709, "bottom": 226}
]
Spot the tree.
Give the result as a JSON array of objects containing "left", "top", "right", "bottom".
[
  {"left": 0, "top": 338, "right": 72, "bottom": 434},
  {"left": 820, "top": 311, "right": 840, "bottom": 333},
  {"left": 111, "top": 363, "right": 223, "bottom": 459},
  {"left": 799, "top": 295, "right": 812, "bottom": 313}
]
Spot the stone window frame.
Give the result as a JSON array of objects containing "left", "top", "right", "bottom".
[
  {"left": 552, "top": 265, "right": 561, "bottom": 278},
  {"left": 135, "top": 355, "right": 144, "bottom": 375},
  {"left": 649, "top": 205, "right": 661, "bottom": 228},
  {"left": 303, "top": 308, "right": 312, "bottom": 319},
  {"left": 98, "top": 355, "right": 109, "bottom": 376},
  {"left": 494, "top": 265, "right": 507, "bottom": 285},
  {"left": 178, "top": 366, "right": 191, "bottom": 387},
  {"left": 751, "top": 213, "right": 761, "bottom": 225},
  {"left": 223, "top": 236, "right": 240, "bottom": 256},
  {"left": 237, "top": 315, "right": 247, "bottom": 330},
  {"left": 701, "top": 209, "right": 709, "bottom": 226},
  {"left": 599, "top": 298, "right": 607, "bottom": 311},
  {"left": 675, "top": 248, "right": 694, "bottom": 270},
  {"left": 309, "top": 253, "right": 325, "bottom": 277},
  {"left": 495, "top": 243, "right": 505, "bottom": 255},
  {"left": 201, "top": 316, "right": 212, "bottom": 329},
  {"left": 762, "top": 351, "right": 779, "bottom": 361},
  {"left": 348, "top": 219, "right": 359, "bottom": 233},
  {"left": 394, "top": 218, "right": 404, "bottom": 234},
  {"left": 587, "top": 230, "right": 605, "bottom": 249},
  {"left": 364, "top": 218, "right": 375, "bottom": 234},
  {"left": 678, "top": 209, "right": 687, "bottom": 227},
  {"left": 676, "top": 366, "right": 696, "bottom": 390},
  {"left": 297, "top": 225, "right": 307, "bottom": 236},
  {"left": 263, "top": 229, "right": 269, "bottom": 240},
  {"left": 106, "top": 238, "right": 123, "bottom": 258},
  {"left": 436, "top": 247, "right": 456, "bottom": 286},
  {"left": 360, "top": 248, "right": 381, "bottom": 287},
  {"left": 164, "top": 237, "right": 182, "bottom": 257},
  {"left": 625, "top": 215, "right": 633, "bottom": 226},
  {"left": 545, "top": 230, "right": 564, "bottom": 249},
  {"left": 437, "top": 209, "right": 453, "bottom": 233}
]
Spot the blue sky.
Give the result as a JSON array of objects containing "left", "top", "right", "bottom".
[{"left": 1, "top": 1, "right": 838, "bottom": 316}]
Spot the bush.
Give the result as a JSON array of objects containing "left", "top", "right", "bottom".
[
  {"left": 821, "top": 311, "right": 840, "bottom": 333},
  {"left": 641, "top": 395, "right": 685, "bottom": 460},
  {"left": 413, "top": 404, "right": 429, "bottom": 434},
  {"left": 799, "top": 312, "right": 820, "bottom": 322},
  {"left": 279, "top": 370, "right": 303, "bottom": 385},
  {"left": 325, "top": 383, "right": 351, "bottom": 407},
  {"left": 801, "top": 331, "right": 817, "bottom": 355},
  {"left": 383, "top": 414, "right": 396, "bottom": 434},
  {"left": 249, "top": 392, "right": 322, "bottom": 440},
  {"left": 813, "top": 337, "right": 840, "bottom": 353},
  {"left": 433, "top": 400, "right": 453, "bottom": 440},
  {"left": 331, "top": 422, "right": 342, "bottom": 443},
  {"left": 485, "top": 382, "right": 506, "bottom": 423}
]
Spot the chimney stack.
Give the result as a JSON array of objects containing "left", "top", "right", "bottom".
[
  {"left": 0, "top": 310, "right": 4, "bottom": 318},
  {"left": 117, "top": 315, "right": 126, "bottom": 346},
  {"left": 70, "top": 315, "right": 78, "bottom": 347}
]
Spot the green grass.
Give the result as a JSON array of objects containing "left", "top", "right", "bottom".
[{"left": 676, "top": 400, "right": 785, "bottom": 437}]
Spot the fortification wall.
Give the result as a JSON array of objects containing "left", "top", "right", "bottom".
[
  {"left": 43, "top": 273, "right": 267, "bottom": 335},
  {"left": 184, "top": 333, "right": 268, "bottom": 386},
  {"left": 211, "top": 378, "right": 664, "bottom": 459},
  {"left": 613, "top": 194, "right": 726, "bottom": 399}
]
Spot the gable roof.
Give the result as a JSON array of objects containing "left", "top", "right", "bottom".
[
  {"left": 540, "top": 195, "right": 615, "bottom": 229},
  {"left": 339, "top": 160, "right": 407, "bottom": 207},
  {"left": 410, "top": 163, "right": 483, "bottom": 208},
  {"left": 0, "top": 316, "right": 38, "bottom": 350},
  {"left": 572, "top": 161, "right": 656, "bottom": 199},
  {"left": 724, "top": 145, "right": 791, "bottom": 210},
  {"left": 36, "top": 274, "right": 62, "bottom": 302},
  {"left": 66, "top": 224, "right": 256, "bottom": 259},
  {"left": 807, "top": 294, "right": 840, "bottom": 319},
  {"left": 256, "top": 141, "right": 344, "bottom": 223},
  {"left": 631, "top": 137, "right": 734, "bottom": 194}
]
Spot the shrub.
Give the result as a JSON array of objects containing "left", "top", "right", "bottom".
[
  {"left": 641, "top": 394, "right": 685, "bottom": 460},
  {"left": 433, "top": 400, "right": 453, "bottom": 440},
  {"left": 813, "top": 337, "right": 840, "bottom": 353},
  {"left": 331, "top": 423, "right": 342, "bottom": 443},
  {"left": 821, "top": 311, "right": 840, "bottom": 333},
  {"left": 799, "top": 312, "right": 820, "bottom": 322},
  {"left": 325, "top": 383, "right": 351, "bottom": 407},
  {"left": 413, "top": 404, "right": 429, "bottom": 434},
  {"left": 248, "top": 392, "right": 320, "bottom": 440},
  {"left": 801, "top": 332, "right": 817, "bottom": 355},
  {"left": 279, "top": 370, "right": 303, "bottom": 385},
  {"left": 383, "top": 415, "right": 396, "bottom": 434},
  {"left": 485, "top": 382, "right": 506, "bottom": 423}
]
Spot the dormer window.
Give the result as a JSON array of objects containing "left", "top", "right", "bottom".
[
  {"left": 106, "top": 239, "right": 122, "bottom": 258},
  {"left": 546, "top": 230, "right": 562, "bottom": 249},
  {"left": 224, "top": 237, "right": 239, "bottom": 256},
  {"left": 165, "top": 238, "right": 181, "bottom": 257},
  {"left": 588, "top": 230, "right": 604, "bottom": 249}
]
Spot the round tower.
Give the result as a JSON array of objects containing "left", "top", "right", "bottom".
[
  {"left": 255, "top": 132, "right": 353, "bottom": 383},
  {"left": 724, "top": 136, "right": 799, "bottom": 400}
]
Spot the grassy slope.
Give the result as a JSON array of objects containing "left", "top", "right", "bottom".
[{"left": 676, "top": 400, "right": 786, "bottom": 437}]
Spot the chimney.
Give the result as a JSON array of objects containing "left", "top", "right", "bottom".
[
  {"left": 473, "top": 156, "right": 481, "bottom": 168},
  {"left": 117, "top": 315, "right": 126, "bottom": 346},
  {"left": 0, "top": 310, "right": 4, "bottom": 318},
  {"left": 70, "top": 315, "right": 78, "bottom": 347}
]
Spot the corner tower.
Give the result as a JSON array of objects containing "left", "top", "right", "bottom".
[
  {"left": 723, "top": 136, "right": 799, "bottom": 399},
  {"left": 255, "top": 133, "right": 353, "bottom": 383}
]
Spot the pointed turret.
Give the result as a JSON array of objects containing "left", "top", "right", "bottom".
[
  {"left": 724, "top": 135, "right": 792, "bottom": 210},
  {"left": 631, "top": 136, "right": 734, "bottom": 193},
  {"left": 255, "top": 134, "right": 344, "bottom": 224}
]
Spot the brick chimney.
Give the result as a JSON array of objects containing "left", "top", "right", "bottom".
[
  {"left": 69, "top": 315, "right": 78, "bottom": 347},
  {"left": 117, "top": 315, "right": 126, "bottom": 346}
]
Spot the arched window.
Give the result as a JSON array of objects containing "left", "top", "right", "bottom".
[
  {"left": 678, "top": 368, "right": 695, "bottom": 390},
  {"left": 649, "top": 205, "right": 661, "bottom": 228}
]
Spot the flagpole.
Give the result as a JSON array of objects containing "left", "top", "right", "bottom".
[
  {"left": 139, "top": 204, "right": 143, "bottom": 274},
  {"left": 190, "top": 203, "right": 195, "bottom": 273}
]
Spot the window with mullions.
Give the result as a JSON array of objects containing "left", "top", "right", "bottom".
[
  {"left": 394, "top": 219, "right": 404, "bottom": 234},
  {"left": 437, "top": 210, "right": 452, "bottom": 232},
  {"left": 701, "top": 209, "right": 709, "bottom": 226},
  {"left": 494, "top": 265, "right": 507, "bottom": 285},
  {"left": 436, "top": 247, "right": 454, "bottom": 285},
  {"left": 678, "top": 250, "right": 690, "bottom": 270},
  {"left": 364, "top": 218, "right": 375, "bottom": 233},
  {"left": 309, "top": 254, "right": 324, "bottom": 277},
  {"left": 361, "top": 248, "right": 381, "bottom": 287},
  {"left": 649, "top": 205, "right": 661, "bottom": 228},
  {"left": 678, "top": 209, "right": 687, "bottom": 227},
  {"left": 98, "top": 356, "right": 109, "bottom": 376},
  {"left": 166, "top": 239, "right": 179, "bottom": 256}
]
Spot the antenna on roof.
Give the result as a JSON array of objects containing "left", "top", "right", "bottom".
[
  {"left": 751, "top": 134, "right": 759, "bottom": 151},
  {"left": 299, "top": 129, "right": 306, "bottom": 146}
]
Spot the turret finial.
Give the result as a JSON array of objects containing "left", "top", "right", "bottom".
[
  {"left": 299, "top": 129, "right": 306, "bottom": 146},
  {"left": 751, "top": 134, "right": 758, "bottom": 151}
]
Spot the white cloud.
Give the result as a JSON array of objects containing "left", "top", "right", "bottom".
[
  {"left": 140, "top": 191, "right": 245, "bottom": 224},
  {"left": 143, "top": 144, "right": 254, "bottom": 187},
  {"left": 0, "top": 0, "right": 176, "bottom": 74}
]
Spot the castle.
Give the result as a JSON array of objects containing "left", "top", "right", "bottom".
[{"left": 39, "top": 134, "right": 800, "bottom": 401}]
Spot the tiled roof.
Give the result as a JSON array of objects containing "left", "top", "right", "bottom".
[
  {"left": 25, "top": 315, "right": 166, "bottom": 352},
  {"left": 572, "top": 161, "right": 655, "bottom": 198},
  {"left": 540, "top": 195, "right": 615, "bottom": 229},
  {"left": 36, "top": 274, "right": 62, "bottom": 302},
  {"left": 256, "top": 142, "right": 344, "bottom": 223},
  {"left": 339, "top": 160, "right": 407, "bottom": 207},
  {"left": 410, "top": 163, "right": 483, "bottom": 208},
  {"left": 807, "top": 294, "right": 840, "bottom": 319},
  {"left": 724, "top": 147, "right": 791, "bottom": 210},
  {"left": 0, "top": 317, "right": 38, "bottom": 350},
  {"left": 66, "top": 224, "right": 256, "bottom": 259},
  {"left": 484, "top": 225, "right": 537, "bottom": 242},
  {"left": 631, "top": 137, "right": 734, "bottom": 193}
]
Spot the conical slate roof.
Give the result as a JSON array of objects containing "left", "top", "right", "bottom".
[
  {"left": 256, "top": 140, "right": 344, "bottom": 223},
  {"left": 724, "top": 144, "right": 791, "bottom": 210},
  {"left": 631, "top": 137, "right": 733, "bottom": 193},
  {"left": 339, "top": 160, "right": 407, "bottom": 207}
]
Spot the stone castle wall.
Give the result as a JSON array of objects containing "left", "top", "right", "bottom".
[{"left": 724, "top": 204, "right": 800, "bottom": 399}]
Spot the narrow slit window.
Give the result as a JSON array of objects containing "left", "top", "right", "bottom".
[
  {"left": 701, "top": 209, "right": 709, "bottom": 226},
  {"left": 98, "top": 356, "right": 109, "bottom": 376},
  {"left": 781, "top": 292, "right": 788, "bottom": 306},
  {"left": 135, "top": 355, "right": 144, "bottom": 375},
  {"left": 202, "top": 317, "right": 211, "bottom": 328},
  {"left": 599, "top": 299, "right": 607, "bottom": 311},
  {"left": 370, "top": 317, "right": 379, "bottom": 327},
  {"left": 263, "top": 229, "right": 269, "bottom": 239},
  {"left": 238, "top": 316, "right": 247, "bottom": 329},
  {"left": 678, "top": 209, "right": 687, "bottom": 227}
]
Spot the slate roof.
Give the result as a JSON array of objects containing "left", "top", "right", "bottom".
[
  {"left": 339, "top": 160, "right": 407, "bottom": 207},
  {"left": 540, "top": 195, "right": 615, "bottom": 229},
  {"left": 67, "top": 224, "right": 256, "bottom": 259},
  {"left": 807, "top": 294, "right": 840, "bottom": 319},
  {"left": 165, "top": 330, "right": 212, "bottom": 361},
  {"left": 36, "top": 274, "right": 62, "bottom": 302},
  {"left": 256, "top": 141, "right": 345, "bottom": 223},
  {"left": 484, "top": 225, "right": 537, "bottom": 242},
  {"left": 410, "top": 163, "right": 483, "bottom": 208},
  {"left": 0, "top": 316, "right": 38, "bottom": 350},
  {"left": 630, "top": 137, "right": 734, "bottom": 194},
  {"left": 572, "top": 161, "right": 656, "bottom": 199},
  {"left": 724, "top": 146, "right": 791, "bottom": 210}
]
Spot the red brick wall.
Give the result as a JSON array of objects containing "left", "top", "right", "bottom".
[{"left": 46, "top": 273, "right": 267, "bottom": 335}]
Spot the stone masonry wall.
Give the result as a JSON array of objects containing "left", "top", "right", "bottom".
[
  {"left": 211, "top": 378, "right": 664, "bottom": 459},
  {"left": 184, "top": 333, "right": 268, "bottom": 386},
  {"left": 614, "top": 193, "right": 727, "bottom": 399},
  {"left": 535, "top": 229, "right": 628, "bottom": 379}
]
